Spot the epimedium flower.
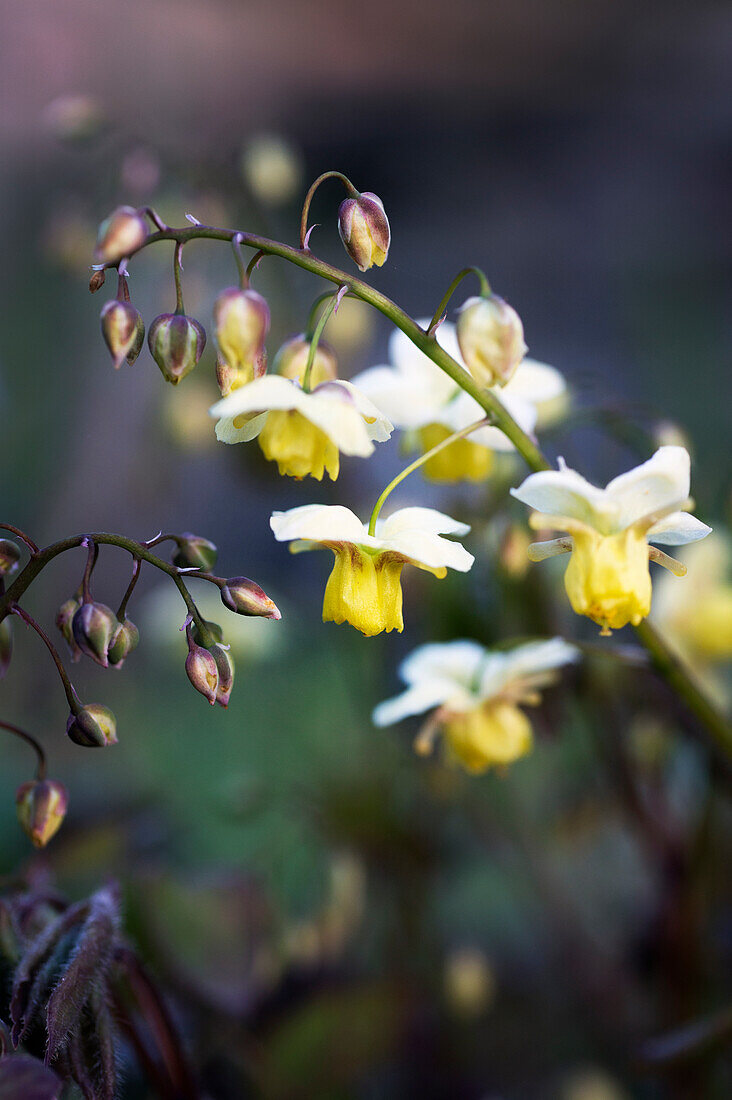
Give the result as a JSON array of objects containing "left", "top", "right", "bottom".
[
  {"left": 373, "top": 638, "right": 579, "bottom": 773},
  {"left": 270, "top": 505, "right": 474, "bottom": 636},
  {"left": 210, "top": 376, "right": 392, "bottom": 481},
  {"left": 511, "top": 446, "right": 712, "bottom": 635},
  {"left": 352, "top": 322, "right": 566, "bottom": 483}
]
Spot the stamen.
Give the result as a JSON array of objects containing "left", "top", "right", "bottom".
[
  {"left": 527, "top": 536, "right": 573, "bottom": 562},
  {"left": 648, "top": 546, "right": 687, "bottom": 577}
]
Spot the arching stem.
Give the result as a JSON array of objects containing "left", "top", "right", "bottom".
[
  {"left": 0, "top": 719, "right": 47, "bottom": 780},
  {"left": 299, "top": 171, "right": 359, "bottom": 249},
  {"left": 427, "top": 266, "right": 491, "bottom": 335},
  {"left": 11, "top": 605, "right": 80, "bottom": 712}
]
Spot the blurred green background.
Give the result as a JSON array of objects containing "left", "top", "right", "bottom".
[{"left": 1, "top": 1, "right": 731, "bottom": 1097}]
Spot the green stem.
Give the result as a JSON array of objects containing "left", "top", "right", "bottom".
[
  {"left": 427, "top": 266, "right": 491, "bottom": 334},
  {"left": 173, "top": 242, "right": 185, "bottom": 313},
  {"left": 117, "top": 557, "right": 142, "bottom": 621},
  {"left": 11, "top": 605, "right": 79, "bottom": 712},
  {"left": 98, "top": 224, "right": 551, "bottom": 473},
  {"left": 231, "top": 234, "right": 248, "bottom": 289},
  {"left": 633, "top": 619, "right": 732, "bottom": 765},
  {"left": 302, "top": 292, "right": 339, "bottom": 392},
  {"left": 0, "top": 719, "right": 47, "bottom": 780},
  {"left": 368, "top": 417, "right": 489, "bottom": 536},
  {"left": 0, "top": 524, "right": 38, "bottom": 554},
  {"left": 299, "top": 171, "right": 358, "bottom": 249}
]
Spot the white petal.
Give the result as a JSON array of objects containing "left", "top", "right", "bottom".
[
  {"left": 350, "top": 365, "right": 450, "bottom": 429},
  {"left": 399, "top": 640, "right": 487, "bottom": 688},
  {"left": 270, "top": 504, "right": 367, "bottom": 544},
  {"left": 372, "top": 681, "right": 463, "bottom": 727},
  {"left": 382, "top": 531, "right": 475, "bottom": 572},
  {"left": 606, "top": 446, "right": 691, "bottom": 528},
  {"left": 327, "top": 380, "right": 393, "bottom": 442},
  {"left": 215, "top": 410, "right": 269, "bottom": 444},
  {"left": 378, "top": 506, "right": 470, "bottom": 539},
  {"left": 389, "top": 324, "right": 463, "bottom": 399},
  {"left": 648, "top": 511, "right": 712, "bottom": 546},
  {"left": 503, "top": 359, "right": 566, "bottom": 407},
  {"left": 210, "top": 375, "right": 302, "bottom": 419},
  {"left": 510, "top": 462, "right": 615, "bottom": 530}
]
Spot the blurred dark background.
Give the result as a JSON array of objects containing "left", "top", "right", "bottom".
[{"left": 1, "top": 2, "right": 731, "bottom": 1097}]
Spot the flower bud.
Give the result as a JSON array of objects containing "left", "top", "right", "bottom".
[
  {"left": 72, "top": 601, "right": 118, "bottom": 667},
  {"left": 213, "top": 287, "right": 270, "bottom": 380},
  {"left": 108, "top": 618, "right": 139, "bottom": 667},
  {"left": 148, "top": 312, "right": 206, "bottom": 385},
  {"left": 220, "top": 577, "right": 281, "bottom": 619},
  {"left": 191, "top": 618, "right": 224, "bottom": 646},
  {"left": 0, "top": 539, "right": 21, "bottom": 576},
  {"left": 274, "top": 334, "right": 338, "bottom": 387},
  {"left": 16, "top": 779, "right": 69, "bottom": 848},
  {"left": 171, "top": 533, "right": 218, "bottom": 572},
  {"left": 0, "top": 618, "right": 12, "bottom": 679},
  {"left": 93, "top": 205, "right": 148, "bottom": 265},
  {"left": 66, "top": 704, "right": 118, "bottom": 747},
  {"left": 100, "top": 298, "right": 145, "bottom": 369},
  {"left": 211, "top": 643, "right": 235, "bottom": 708},
  {"left": 456, "top": 295, "right": 527, "bottom": 387},
  {"left": 185, "top": 641, "right": 219, "bottom": 705},
  {"left": 56, "top": 597, "right": 83, "bottom": 662},
  {"left": 337, "top": 192, "right": 390, "bottom": 272}
]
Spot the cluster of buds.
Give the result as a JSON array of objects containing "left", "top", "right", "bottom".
[
  {"left": 185, "top": 622, "right": 234, "bottom": 707},
  {"left": 57, "top": 597, "right": 139, "bottom": 669}
]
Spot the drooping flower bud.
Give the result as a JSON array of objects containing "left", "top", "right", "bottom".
[
  {"left": 72, "top": 601, "right": 118, "bottom": 667},
  {"left": 93, "top": 206, "right": 148, "bottom": 265},
  {"left": 0, "top": 618, "right": 12, "bottom": 679},
  {"left": 185, "top": 638, "right": 219, "bottom": 705},
  {"left": 16, "top": 779, "right": 69, "bottom": 848},
  {"left": 274, "top": 334, "right": 338, "bottom": 387},
  {"left": 337, "top": 192, "right": 390, "bottom": 272},
  {"left": 0, "top": 539, "right": 21, "bottom": 576},
  {"left": 211, "top": 643, "right": 235, "bottom": 708},
  {"left": 171, "top": 533, "right": 218, "bottom": 572},
  {"left": 107, "top": 619, "right": 139, "bottom": 667},
  {"left": 456, "top": 295, "right": 527, "bottom": 387},
  {"left": 148, "top": 312, "right": 207, "bottom": 385},
  {"left": 213, "top": 287, "right": 270, "bottom": 381},
  {"left": 66, "top": 704, "right": 118, "bottom": 747},
  {"left": 220, "top": 577, "right": 281, "bottom": 619},
  {"left": 56, "top": 597, "right": 83, "bottom": 662},
  {"left": 100, "top": 298, "right": 145, "bottom": 369}
]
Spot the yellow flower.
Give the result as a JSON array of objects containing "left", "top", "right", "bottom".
[
  {"left": 511, "top": 447, "right": 712, "bottom": 634},
  {"left": 352, "top": 322, "right": 567, "bottom": 483},
  {"left": 373, "top": 638, "right": 579, "bottom": 773},
  {"left": 210, "top": 376, "right": 392, "bottom": 481},
  {"left": 270, "top": 505, "right": 474, "bottom": 636}
]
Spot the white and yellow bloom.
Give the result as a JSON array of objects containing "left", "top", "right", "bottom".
[
  {"left": 270, "top": 505, "right": 474, "bottom": 636},
  {"left": 511, "top": 446, "right": 712, "bottom": 635},
  {"left": 352, "top": 322, "right": 566, "bottom": 483},
  {"left": 210, "top": 376, "right": 392, "bottom": 481},
  {"left": 373, "top": 638, "right": 579, "bottom": 773}
]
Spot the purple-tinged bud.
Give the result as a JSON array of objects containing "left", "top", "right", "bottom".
[
  {"left": 220, "top": 577, "right": 281, "bottom": 619},
  {"left": 89, "top": 269, "right": 106, "bottom": 293},
  {"left": 456, "top": 295, "right": 527, "bottom": 387},
  {"left": 0, "top": 618, "right": 12, "bottom": 679},
  {"left": 66, "top": 704, "right": 118, "bottom": 747},
  {"left": 0, "top": 539, "right": 21, "bottom": 576},
  {"left": 101, "top": 298, "right": 145, "bottom": 369},
  {"left": 108, "top": 619, "right": 139, "bottom": 668},
  {"left": 16, "top": 779, "right": 69, "bottom": 848},
  {"left": 211, "top": 644, "right": 235, "bottom": 708},
  {"left": 171, "top": 533, "right": 218, "bottom": 572},
  {"left": 148, "top": 312, "right": 206, "bottom": 385},
  {"left": 185, "top": 642, "right": 219, "bottom": 705},
  {"left": 94, "top": 206, "right": 148, "bottom": 265},
  {"left": 213, "top": 287, "right": 270, "bottom": 380},
  {"left": 56, "top": 597, "right": 83, "bottom": 662},
  {"left": 274, "top": 334, "right": 338, "bottom": 387},
  {"left": 72, "top": 601, "right": 118, "bottom": 667},
  {"left": 337, "top": 192, "right": 390, "bottom": 272}
]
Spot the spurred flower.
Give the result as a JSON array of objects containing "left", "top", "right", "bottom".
[
  {"left": 374, "top": 638, "right": 579, "bottom": 773},
  {"left": 353, "top": 322, "right": 566, "bottom": 483},
  {"left": 511, "top": 446, "right": 712, "bottom": 634},
  {"left": 210, "top": 376, "right": 392, "bottom": 481},
  {"left": 270, "top": 504, "right": 473, "bottom": 636}
]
